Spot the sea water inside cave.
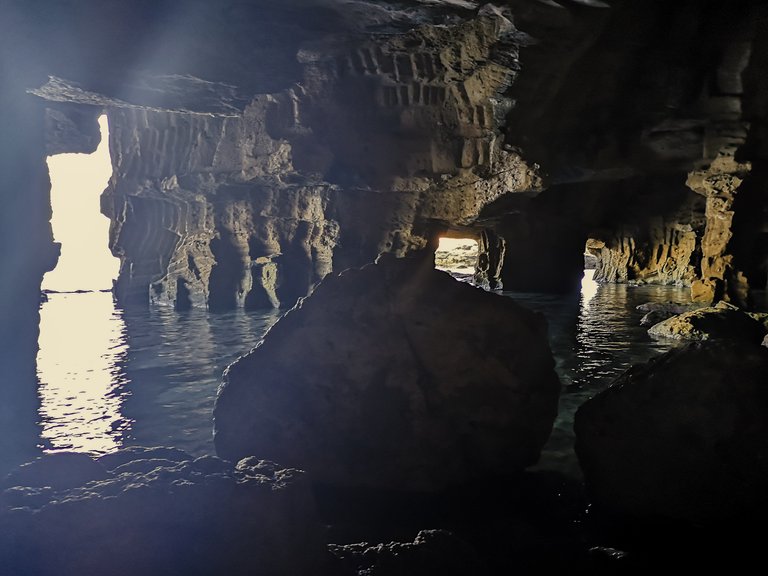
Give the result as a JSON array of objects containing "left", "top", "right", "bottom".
[{"left": 36, "top": 269, "right": 690, "bottom": 477}]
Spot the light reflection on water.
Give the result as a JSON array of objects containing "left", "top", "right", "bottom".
[
  {"left": 37, "top": 269, "right": 692, "bottom": 471},
  {"left": 505, "top": 269, "right": 690, "bottom": 477},
  {"left": 37, "top": 292, "right": 130, "bottom": 453},
  {"left": 37, "top": 292, "right": 279, "bottom": 456}
]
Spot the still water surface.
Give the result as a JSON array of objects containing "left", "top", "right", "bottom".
[
  {"left": 37, "top": 292, "right": 279, "bottom": 456},
  {"left": 37, "top": 271, "right": 689, "bottom": 475}
]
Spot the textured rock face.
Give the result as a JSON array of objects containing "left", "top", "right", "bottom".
[
  {"left": 214, "top": 253, "right": 561, "bottom": 491},
  {"left": 647, "top": 301, "right": 767, "bottom": 342},
  {"left": 97, "top": 10, "right": 541, "bottom": 309},
  {"left": 0, "top": 447, "right": 324, "bottom": 576},
  {"left": 686, "top": 152, "right": 752, "bottom": 304},
  {"left": 575, "top": 341, "right": 768, "bottom": 520},
  {"left": 14, "top": 0, "right": 768, "bottom": 306}
]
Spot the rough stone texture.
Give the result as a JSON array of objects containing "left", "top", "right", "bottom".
[
  {"left": 575, "top": 341, "right": 768, "bottom": 520},
  {"left": 636, "top": 301, "right": 704, "bottom": 326},
  {"left": 95, "top": 10, "right": 542, "bottom": 309},
  {"left": 647, "top": 300, "right": 767, "bottom": 343},
  {"left": 329, "top": 529, "right": 485, "bottom": 575},
  {"left": 43, "top": 101, "right": 103, "bottom": 156},
  {"left": 591, "top": 219, "right": 699, "bottom": 286},
  {"left": 0, "top": 447, "right": 324, "bottom": 576},
  {"left": 687, "top": 151, "right": 752, "bottom": 305},
  {"left": 214, "top": 253, "right": 561, "bottom": 491}
]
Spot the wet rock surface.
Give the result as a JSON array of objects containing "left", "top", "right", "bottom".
[
  {"left": 575, "top": 340, "right": 768, "bottom": 520},
  {"left": 0, "top": 447, "right": 324, "bottom": 576},
  {"left": 647, "top": 300, "right": 767, "bottom": 342},
  {"left": 215, "top": 253, "right": 561, "bottom": 491}
]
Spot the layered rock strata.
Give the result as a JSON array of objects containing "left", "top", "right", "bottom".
[
  {"left": 98, "top": 10, "right": 542, "bottom": 309},
  {"left": 214, "top": 253, "right": 561, "bottom": 491}
]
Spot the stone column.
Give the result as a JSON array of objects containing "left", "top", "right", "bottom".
[
  {"left": 474, "top": 229, "right": 505, "bottom": 290},
  {"left": 686, "top": 150, "right": 751, "bottom": 305}
]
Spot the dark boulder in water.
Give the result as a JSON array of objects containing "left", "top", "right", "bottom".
[
  {"left": 575, "top": 340, "right": 768, "bottom": 520},
  {"left": 214, "top": 253, "right": 561, "bottom": 492}
]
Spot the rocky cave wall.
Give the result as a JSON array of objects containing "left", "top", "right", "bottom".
[
  {"left": 95, "top": 9, "right": 543, "bottom": 309},
  {"left": 14, "top": 0, "right": 768, "bottom": 311}
]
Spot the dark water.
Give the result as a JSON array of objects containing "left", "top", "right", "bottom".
[
  {"left": 37, "top": 292, "right": 279, "bottom": 456},
  {"left": 36, "top": 272, "right": 691, "bottom": 476},
  {"left": 506, "top": 270, "right": 689, "bottom": 477}
]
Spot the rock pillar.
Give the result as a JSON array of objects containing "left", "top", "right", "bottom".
[
  {"left": 687, "top": 150, "right": 751, "bottom": 305},
  {"left": 474, "top": 229, "right": 505, "bottom": 290}
]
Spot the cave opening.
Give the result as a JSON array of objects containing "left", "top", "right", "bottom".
[
  {"left": 37, "top": 114, "right": 131, "bottom": 454},
  {"left": 434, "top": 236, "right": 478, "bottom": 282}
]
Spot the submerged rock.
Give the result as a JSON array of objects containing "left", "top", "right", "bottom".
[
  {"left": 647, "top": 300, "right": 766, "bottom": 342},
  {"left": 0, "top": 448, "right": 324, "bottom": 576},
  {"left": 575, "top": 341, "right": 768, "bottom": 520},
  {"left": 214, "top": 253, "right": 561, "bottom": 492}
]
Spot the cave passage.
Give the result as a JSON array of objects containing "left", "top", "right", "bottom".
[
  {"left": 42, "top": 115, "right": 118, "bottom": 292},
  {"left": 37, "top": 115, "right": 131, "bottom": 454},
  {"left": 434, "top": 236, "right": 478, "bottom": 279}
]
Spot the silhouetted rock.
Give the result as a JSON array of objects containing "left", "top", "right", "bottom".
[
  {"left": 215, "top": 253, "right": 561, "bottom": 491},
  {"left": 0, "top": 448, "right": 324, "bottom": 576},
  {"left": 575, "top": 341, "right": 768, "bottom": 520}
]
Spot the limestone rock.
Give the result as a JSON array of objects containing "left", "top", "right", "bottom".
[
  {"left": 214, "top": 253, "right": 561, "bottom": 491},
  {"left": 647, "top": 301, "right": 767, "bottom": 342},
  {"left": 574, "top": 341, "right": 768, "bottom": 520},
  {"left": 0, "top": 447, "right": 324, "bottom": 576},
  {"left": 636, "top": 301, "right": 704, "bottom": 326}
]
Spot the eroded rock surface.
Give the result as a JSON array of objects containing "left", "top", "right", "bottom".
[
  {"left": 575, "top": 341, "right": 768, "bottom": 520},
  {"left": 214, "top": 253, "right": 561, "bottom": 491},
  {"left": 0, "top": 447, "right": 324, "bottom": 576},
  {"left": 647, "top": 300, "right": 766, "bottom": 342}
]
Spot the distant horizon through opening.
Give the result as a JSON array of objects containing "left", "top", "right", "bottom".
[{"left": 42, "top": 114, "right": 119, "bottom": 292}]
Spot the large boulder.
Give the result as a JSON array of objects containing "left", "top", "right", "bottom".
[
  {"left": 574, "top": 341, "right": 768, "bottom": 520},
  {"left": 0, "top": 447, "right": 324, "bottom": 576},
  {"left": 647, "top": 301, "right": 766, "bottom": 343},
  {"left": 214, "top": 253, "right": 561, "bottom": 491}
]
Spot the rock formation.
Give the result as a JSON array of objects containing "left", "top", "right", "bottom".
[
  {"left": 214, "top": 253, "right": 561, "bottom": 491},
  {"left": 574, "top": 341, "right": 768, "bottom": 520},
  {"left": 90, "top": 8, "right": 543, "bottom": 310},
  {"left": 0, "top": 447, "right": 325, "bottom": 576},
  {"left": 647, "top": 300, "right": 767, "bottom": 342}
]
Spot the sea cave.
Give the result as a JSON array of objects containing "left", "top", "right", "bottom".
[{"left": 2, "top": 1, "right": 768, "bottom": 574}]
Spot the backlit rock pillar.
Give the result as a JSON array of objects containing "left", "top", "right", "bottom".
[
  {"left": 474, "top": 229, "right": 505, "bottom": 290},
  {"left": 0, "top": 88, "right": 55, "bottom": 473},
  {"left": 687, "top": 150, "right": 751, "bottom": 305}
]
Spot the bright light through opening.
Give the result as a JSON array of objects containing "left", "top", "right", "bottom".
[
  {"left": 37, "top": 114, "right": 130, "bottom": 455},
  {"left": 42, "top": 114, "right": 118, "bottom": 292},
  {"left": 435, "top": 237, "right": 478, "bottom": 275}
]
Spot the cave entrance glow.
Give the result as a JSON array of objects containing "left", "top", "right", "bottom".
[
  {"left": 581, "top": 238, "right": 600, "bottom": 305},
  {"left": 42, "top": 115, "right": 119, "bottom": 292},
  {"left": 434, "top": 237, "right": 478, "bottom": 280},
  {"left": 37, "top": 114, "right": 131, "bottom": 454}
]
